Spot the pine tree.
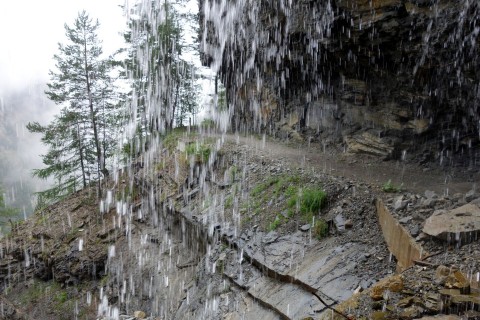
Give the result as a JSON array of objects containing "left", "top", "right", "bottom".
[
  {"left": 28, "top": 11, "right": 121, "bottom": 202},
  {"left": 27, "top": 110, "right": 88, "bottom": 202},
  {"left": 123, "top": 0, "right": 199, "bottom": 141}
]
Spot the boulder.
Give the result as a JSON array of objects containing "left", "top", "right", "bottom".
[{"left": 422, "top": 203, "right": 480, "bottom": 244}]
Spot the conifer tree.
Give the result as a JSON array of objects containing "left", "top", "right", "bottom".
[
  {"left": 28, "top": 11, "right": 121, "bottom": 202},
  {"left": 123, "top": 0, "right": 199, "bottom": 141}
]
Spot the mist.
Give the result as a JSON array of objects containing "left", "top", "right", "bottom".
[{"left": 0, "top": 80, "right": 58, "bottom": 214}]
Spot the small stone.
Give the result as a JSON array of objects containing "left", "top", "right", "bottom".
[
  {"left": 370, "top": 275, "right": 404, "bottom": 301},
  {"left": 422, "top": 198, "right": 437, "bottom": 208},
  {"left": 299, "top": 224, "right": 311, "bottom": 232},
  {"left": 410, "top": 225, "right": 420, "bottom": 237},
  {"left": 397, "top": 296, "right": 414, "bottom": 308},
  {"left": 399, "top": 216, "right": 412, "bottom": 224},
  {"left": 465, "top": 189, "right": 479, "bottom": 202},
  {"left": 134, "top": 311, "right": 146, "bottom": 319},
  {"left": 370, "top": 311, "right": 388, "bottom": 320},
  {"left": 445, "top": 270, "right": 470, "bottom": 294},
  {"left": 345, "top": 219, "right": 353, "bottom": 229},
  {"left": 394, "top": 199, "right": 408, "bottom": 211},
  {"left": 399, "top": 306, "right": 422, "bottom": 319},
  {"left": 425, "top": 190, "right": 437, "bottom": 199},
  {"left": 334, "top": 214, "right": 346, "bottom": 232}
]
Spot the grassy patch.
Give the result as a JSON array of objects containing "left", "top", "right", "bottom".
[
  {"left": 186, "top": 142, "right": 212, "bottom": 163},
  {"left": 251, "top": 176, "right": 280, "bottom": 196},
  {"left": 15, "top": 280, "right": 78, "bottom": 320},
  {"left": 162, "top": 127, "right": 191, "bottom": 151},
  {"left": 248, "top": 174, "right": 328, "bottom": 231},
  {"left": 55, "top": 290, "right": 68, "bottom": 303},
  {"left": 382, "top": 179, "right": 403, "bottom": 193},
  {"left": 300, "top": 188, "right": 327, "bottom": 214}
]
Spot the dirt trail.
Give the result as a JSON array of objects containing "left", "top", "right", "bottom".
[{"left": 224, "top": 134, "right": 478, "bottom": 196}]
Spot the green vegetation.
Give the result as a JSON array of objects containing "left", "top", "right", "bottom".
[
  {"left": 300, "top": 188, "right": 327, "bottom": 214},
  {"left": 28, "top": 11, "right": 123, "bottom": 203},
  {"left": 15, "top": 280, "right": 77, "bottom": 319},
  {"left": 200, "top": 118, "right": 216, "bottom": 129},
  {"left": 252, "top": 176, "right": 280, "bottom": 196},
  {"left": 55, "top": 291, "right": 68, "bottom": 303},
  {"left": 312, "top": 219, "right": 329, "bottom": 239},
  {"left": 229, "top": 166, "right": 238, "bottom": 182},
  {"left": 186, "top": 142, "right": 212, "bottom": 163},
  {"left": 249, "top": 174, "right": 327, "bottom": 232},
  {"left": 18, "top": 280, "right": 48, "bottom": 305},
  {"left": 0, "top": 188, "right": 19, "bottom": 234},
  {"left": 124, "top": 0, "right": 199, "bottom": 131},
  {"left": 382, "top": 179, "right": 403, "bottom": 193},
  {"left": 268, "top": 215, "right": 283, "bottom": 231},
  {"left": 162, "top": 127, "right": 190, "bottom": 152}
]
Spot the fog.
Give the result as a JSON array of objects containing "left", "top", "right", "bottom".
[
  {"left": 0, "top": 0, "right": 126, "bottom": 214},
  {"left": 0, "top": 83, "right": 57, "bottom": 213}
]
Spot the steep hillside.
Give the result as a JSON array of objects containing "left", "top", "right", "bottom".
[{"left": 0, "top": 131, "right": 478, "bottom": 319}]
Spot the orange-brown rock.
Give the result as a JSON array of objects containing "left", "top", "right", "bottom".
[{"left": 370, "top": 275, "right": 404, "bottom": 301}]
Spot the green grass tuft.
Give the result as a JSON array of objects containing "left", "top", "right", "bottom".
[
  {"left": 300, "top": 188, "right": 327, "bottom": 214},
  {"left": 382, "top": 179, "right": 403, "bottom": 193},
  {"left": 186, "top": 143, "right": 211, "bottom": 163}
]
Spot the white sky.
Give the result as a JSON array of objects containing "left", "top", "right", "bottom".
[{"left": 0, "top": 0, "right": 127, "bottom": 91}]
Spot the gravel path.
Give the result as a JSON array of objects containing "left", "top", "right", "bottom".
[{"left": 224, "top": 134, "right": 478, "bottom": 196}]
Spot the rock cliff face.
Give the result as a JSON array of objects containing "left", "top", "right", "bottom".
[{"left": 200, "top": 0, "right": 480, "bottom": 164}]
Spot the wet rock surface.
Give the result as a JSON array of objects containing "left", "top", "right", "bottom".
[
  {"left": 174, "top": 139, "right": 397, "bottom": 318},
  {"left": 423, "top": 203, "right": 480, "bottom": 243}
]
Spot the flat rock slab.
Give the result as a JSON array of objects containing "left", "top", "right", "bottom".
[{"left": 423, "top": 203, "right": 480, "bottom": 243}]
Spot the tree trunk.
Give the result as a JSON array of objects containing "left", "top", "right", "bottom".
[
  {"left": 76, "top": 121, "right": 87, "bottom": 188},
  {"left": 170, "top": 80, "right": 180, "bottom": 129},
  {"left": 83, "top": 40, "right": 103, "bottom": 198}
]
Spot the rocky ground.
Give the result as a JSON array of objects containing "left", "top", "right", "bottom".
[{"left": 0, "top": 131, "right": 478, "bottom": 319}]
